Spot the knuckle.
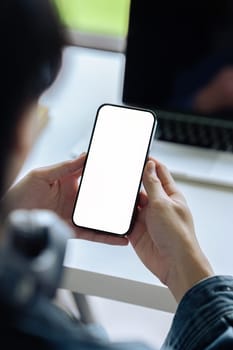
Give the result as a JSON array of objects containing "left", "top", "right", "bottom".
[
  {"left": 28, "top": 169, "right": 39, "bottom": 178},
  {"left": 147, "top": 175, "right": 159, "bottom": 185},
  {"left": 174, "top": 201, "right": 190, "bottom": 219},
  {"left": 28, "top": 168, "right": 44, "bottom": 180},
  {"left": 158, "top": 162, "right": 167, "bottom": 172},
  {"left": 150, "top": 197, "right": 167, "bottom": 210}
]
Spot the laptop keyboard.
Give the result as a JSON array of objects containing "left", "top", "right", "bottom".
[{"left": 155, "top": 118, "right": 233, "bottom": 152}]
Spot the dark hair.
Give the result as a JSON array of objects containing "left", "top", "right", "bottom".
[{"left": 0, "top": 0, "right": 66, "bottom": 195}]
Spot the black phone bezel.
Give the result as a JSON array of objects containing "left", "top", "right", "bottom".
[{"left": 72, "top": 103, "right": 157, "bottom": 237}]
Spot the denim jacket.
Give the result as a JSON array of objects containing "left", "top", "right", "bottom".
[
  {"left": 162, "top": 275, "right": 233, "bottom": 349},
  {"left": 2, "top": 275, "right": 233, "bottom": 349}
]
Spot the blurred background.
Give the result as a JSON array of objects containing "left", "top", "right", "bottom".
[{"left": 54, "top": 0, "right": 130, "bottom": 51}]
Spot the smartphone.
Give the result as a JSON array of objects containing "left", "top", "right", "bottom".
[{"left": 72, "top": 104, "right": 157, "bottom": 236}]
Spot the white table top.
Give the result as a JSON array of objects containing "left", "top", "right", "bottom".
[{"left": 19, "top": 46, "right": 233, "bottom": 313}]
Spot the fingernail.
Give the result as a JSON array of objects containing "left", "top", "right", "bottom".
[{"left": 147, "top": 161, "right": 156, "bottom": 175}]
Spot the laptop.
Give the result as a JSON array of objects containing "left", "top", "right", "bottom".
[
  {"left": 120, "top": 0, "right": 233, "bottom": 188},
  {"left": 72, "top": 0, "right": 233, "bottom": 188}
]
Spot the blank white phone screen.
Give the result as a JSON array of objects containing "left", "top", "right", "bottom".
[{"left": 73, "top": 105, "right": 156, "bottom": 235}]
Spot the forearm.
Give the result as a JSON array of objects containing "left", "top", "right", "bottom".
[{"left": 162, "top": 275, "right": 233, "bottom": 350}]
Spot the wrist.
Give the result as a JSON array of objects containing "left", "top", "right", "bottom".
[{"left": 165, "top": 245, "right": 214, "bottom": 303}]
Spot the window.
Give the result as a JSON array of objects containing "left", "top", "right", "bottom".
[{"left": 54, "top": 0, "right": 130, "bottom": 51}]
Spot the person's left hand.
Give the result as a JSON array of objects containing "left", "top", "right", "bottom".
[{"left": 3, "top": 153, "right": 128, "bottom": 246}]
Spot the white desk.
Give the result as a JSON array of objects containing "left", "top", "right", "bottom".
[{"left": 19, "top": 46, "right": 233, "bottom": 314}]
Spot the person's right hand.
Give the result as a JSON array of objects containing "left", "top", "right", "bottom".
[{"left": 129, "top": 159, "right": 214, "bottom": 303}]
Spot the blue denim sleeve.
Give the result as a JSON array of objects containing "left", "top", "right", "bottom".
[{"left": 162, "top": 275, "right": 233, "bottom": 350}]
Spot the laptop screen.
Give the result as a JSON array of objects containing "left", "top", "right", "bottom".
[{"left": 123, "top": 0, "right": 233, "bottom": 122}]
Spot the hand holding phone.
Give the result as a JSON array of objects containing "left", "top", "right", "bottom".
[{"left": 72, "top": 104, "right": 157, "bottom": 236}]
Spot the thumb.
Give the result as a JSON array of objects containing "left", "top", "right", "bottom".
[{"left": 143, "top": 161, "right": 165, "bottom": 201}]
